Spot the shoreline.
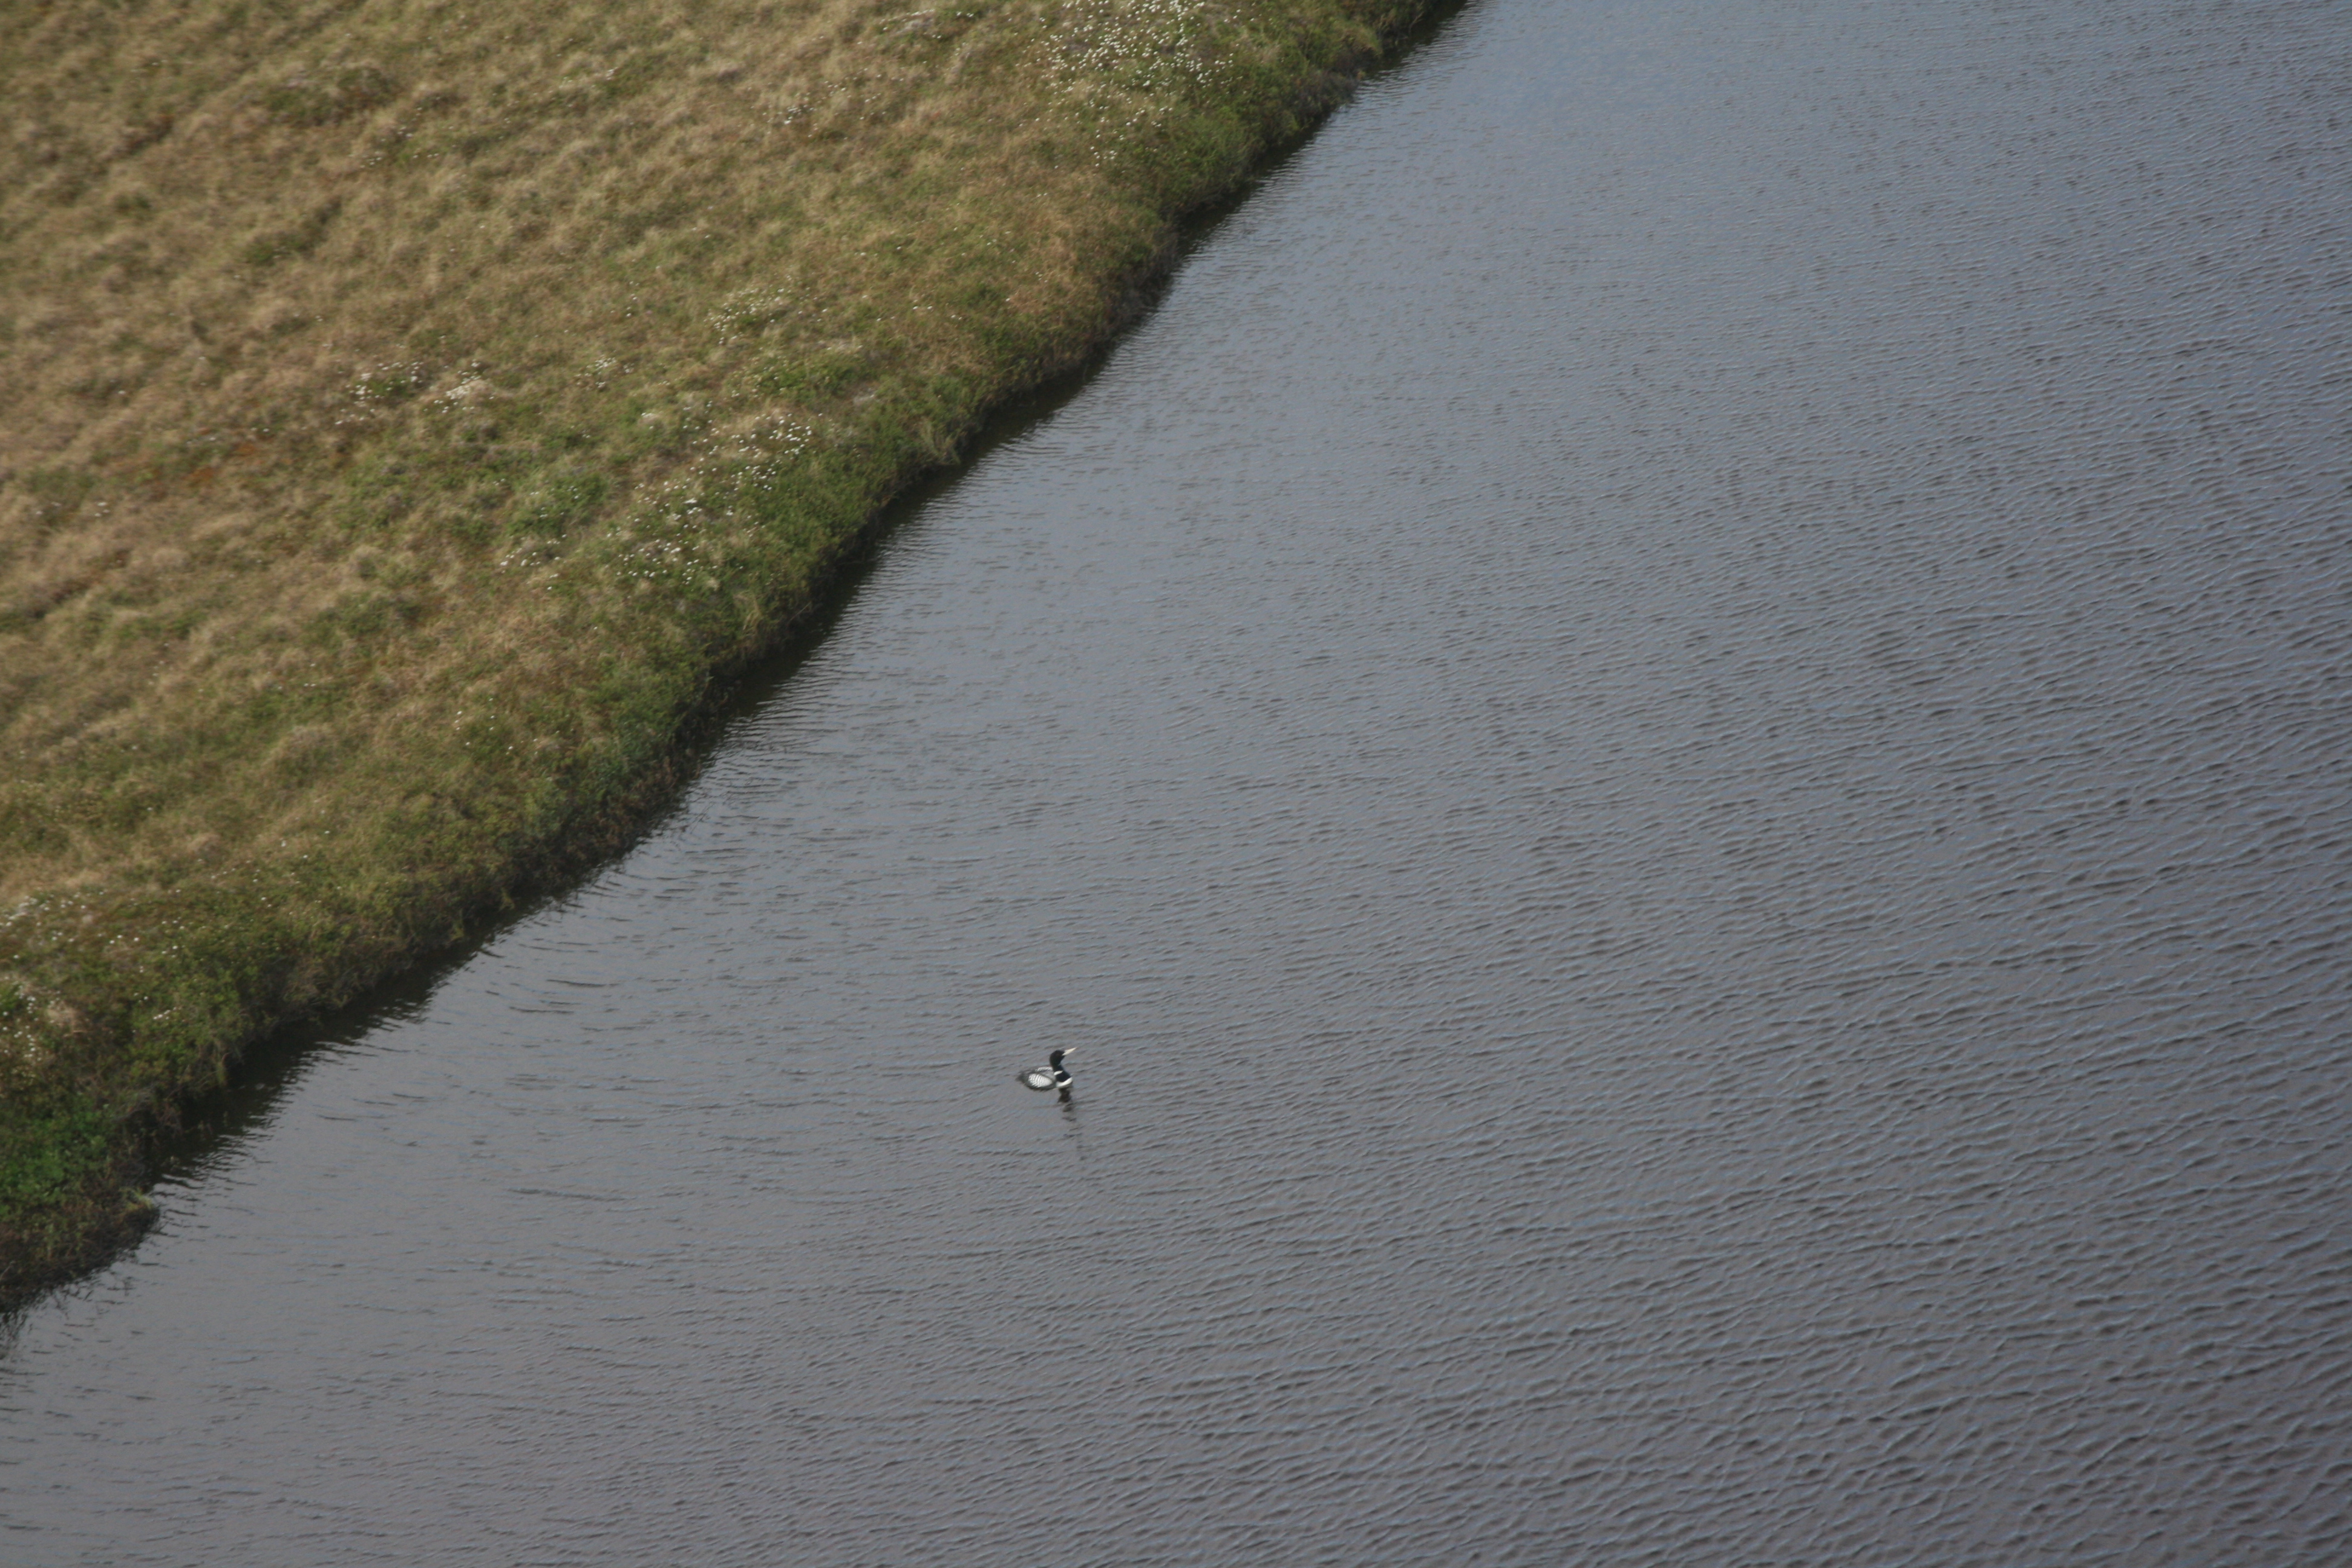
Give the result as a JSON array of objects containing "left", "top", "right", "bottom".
[{"left": 0, "top": 0, "right": 1444, "bottom": 1309}]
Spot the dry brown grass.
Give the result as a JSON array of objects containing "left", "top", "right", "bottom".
[{"left": 0, "top": 0, "right": 1427, "bottom": 1296}]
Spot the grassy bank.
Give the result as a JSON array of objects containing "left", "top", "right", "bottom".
[{"left": 0, "top": 0, "right": 1433, "bottom": 1306}]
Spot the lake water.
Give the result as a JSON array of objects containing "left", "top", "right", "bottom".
[{"left": 5, "top": 1, "right": 2348, "bottom": 1562}]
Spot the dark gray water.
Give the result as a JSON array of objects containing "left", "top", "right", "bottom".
[{"left": 7, "top": 1, "right": 2349, "bottom": 1561}]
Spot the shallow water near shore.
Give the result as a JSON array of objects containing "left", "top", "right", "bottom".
[{"left": 5, "top": 0, "right": 2348, "bottom": 1561}]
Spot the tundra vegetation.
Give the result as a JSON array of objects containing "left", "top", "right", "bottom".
[{"left": 0, "top": 0, "right": 1430, "bottom": 1303}]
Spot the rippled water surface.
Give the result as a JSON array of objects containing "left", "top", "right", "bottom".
[{"left": 7, "top": 1, "right": 2350, "bottom": 1562}]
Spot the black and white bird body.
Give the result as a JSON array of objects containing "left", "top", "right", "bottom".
[{"left": 1019, "top": 1048, "right": 1074, "bottom": 1099}]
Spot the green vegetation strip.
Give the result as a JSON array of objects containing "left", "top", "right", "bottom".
[{"left": 0, "top": 0, "right": 1435, "bottom": 1305}]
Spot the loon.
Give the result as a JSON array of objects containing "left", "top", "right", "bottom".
[{"left": 1019, "top": 1048, "right": 1074, "bottom": 1099}]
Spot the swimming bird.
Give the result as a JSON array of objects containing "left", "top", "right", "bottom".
[{"left": 1019, "top": 1048, "right": 1074, "bottom": 1099}]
